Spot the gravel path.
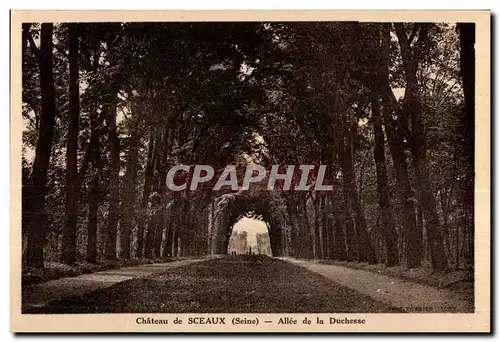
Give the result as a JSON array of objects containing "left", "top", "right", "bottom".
[
  {"left": 22, "top": 258, "right": 207, "bottom": 312},
  {"left": 280, "top": 258, "right": 474, "bottom": 313}
]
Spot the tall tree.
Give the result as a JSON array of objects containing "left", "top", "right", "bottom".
[
  {"left": 376, "top": 23, "right": 421, "bottom": 268},
  {"left": 371, "top": 95, "right": 399, "bottom": 266},
  {"left": 24, "top": 23, "right": 57, "bottom": 268},
  {"left": 61, "top": 23, "right": 80, "bottom": 264},
  {"left": 457, "top": 23, "right": 475, "bottom": 173},
  {"left": 457, "top": 22, "right": 475, "bottom": 263},
  {"left": 104, "top": 88, "right": 120, "bottom": 260},
  {"left": 86, "top": 49, "right": 102, "bottom": 263},
  {"left": 136, "top": 133, "right": 156, "bottom": 258},
  {"left": 118, "top": 101, "right": 143, "bottom": 259},
  {"left": 394, "top": 23, "right": 448, "bottom": 271}
]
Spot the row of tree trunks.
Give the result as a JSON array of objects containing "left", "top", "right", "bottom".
[
  {"left": 281, "top": 169, "right": 348, "bottom": 262},
  {"left": 25, "top": 23, "right": 472, "bottom": 269},
  {"left": 18, "top": 25, "right": 413, "bottom": 266},
  {"left": 339, "top": 125, "right": 376, "bottom": 264},
  {"left": 136, "top": 133, "right": 156, "bottom": 258}
]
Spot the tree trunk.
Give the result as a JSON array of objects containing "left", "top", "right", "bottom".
[
  {"left": 136, "top": 133, "right": 155, "bottom": 258},
  {"left": 62, "top": 23, "right": 80, "bottom": 264},
  {"left": 268, "top": 221, "right": 280, "bottom": 257},
  {"left": 458, "top": 23, "right": 475, "bottom": 173},
  {"left": 164, "top": 229, "right": 173, "bottom": 257},
  {"left": 458, "top": 23, "right": 475, "bottom": 263},
  {"left": 285, "top": 198, "right": 299, "bottom": 257},
  {"left": 144, "top": 174, "right": 160, "bottom": 259},
  {"left": 22, "top": 23, "right": 30, "bottom": 69},
  {"left": 321, "top": 196, "right": 329, "bottom": 258},
  {"left": 330, "top": 192, "right": 347, "bottom": 261},
  {"left": 172, "top": 230, "right": 179, "bottom": 257},
  {"left": 394, "top": 23, "right": 448, "bottom": 271},
  {"left": 298, "top": 193, "right": 313, "bottom": 258},
  {"left": 118, "top": 129, "right": 140, "bottom": 259},
  {"left": 340, "top": 178, "right": 356, "bottom": 261},
  {"left": 378, "top": 24, "right": 421, "bottom": 269},
  {"left": 104, "top": 90, "right": 119, "bottom": 260},
  {"left": 86, "top": 52, "right": 101, "bottom": 263},
  {"left": 339, "top": 127, "right": 376, "bottom": 264},
  {"left": 312, "top": 194, "right": 322, "bottom": 259},
  {"left": 144, "top": 137, "right": 164, "bottom": 259},
  {"left": 87, "top": 172, "right": 99, "bottom": 263},
  {"left": 153, "top": 168, "right": 168, "bottom": 258},
  {"left": 24, "top": 23, "right": 56, "bottom": 269},
  {"left": 162, "top": 201, "right": 176, "bottom": 258},
  {"left": 371, "top": 95, "right": 399, "bottom": 266}
]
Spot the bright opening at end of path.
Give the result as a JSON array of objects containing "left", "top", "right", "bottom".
[{"left": 227, "top": 218, "right": 272, "bottom": 256}]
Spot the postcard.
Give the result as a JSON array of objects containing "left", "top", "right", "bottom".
[{"left": 10, "top": 10, "right": 490, "bottom": 333}]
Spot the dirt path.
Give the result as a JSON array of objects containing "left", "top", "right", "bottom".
[
  {"left": 280, "top": 258, "right": 474, "bottom": 313},
  {"left": 22, "top": 258, "right": 207, "bottom": 312}
]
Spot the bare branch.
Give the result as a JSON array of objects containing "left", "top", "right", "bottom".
[
  {"left": 27, "top": 32, "right": 41, "bottom": 62},
  {"left": 408, "top": 23, "right": 420, "bottom": 46}
]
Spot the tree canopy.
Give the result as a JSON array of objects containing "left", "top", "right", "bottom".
[{"left": 22, "top": 21, "right": 474, "bottom": 272}]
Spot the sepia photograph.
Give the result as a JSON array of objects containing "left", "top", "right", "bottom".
[{"left": 10, "top": 10, "right": 490, "bottom": 333}]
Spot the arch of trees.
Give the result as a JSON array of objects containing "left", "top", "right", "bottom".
[
  {"left": 211, "top": 190, "right": 286, "bottom": 256},
  {"left": 21, "top": 21, "right": 475, "bottom": 272}
]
